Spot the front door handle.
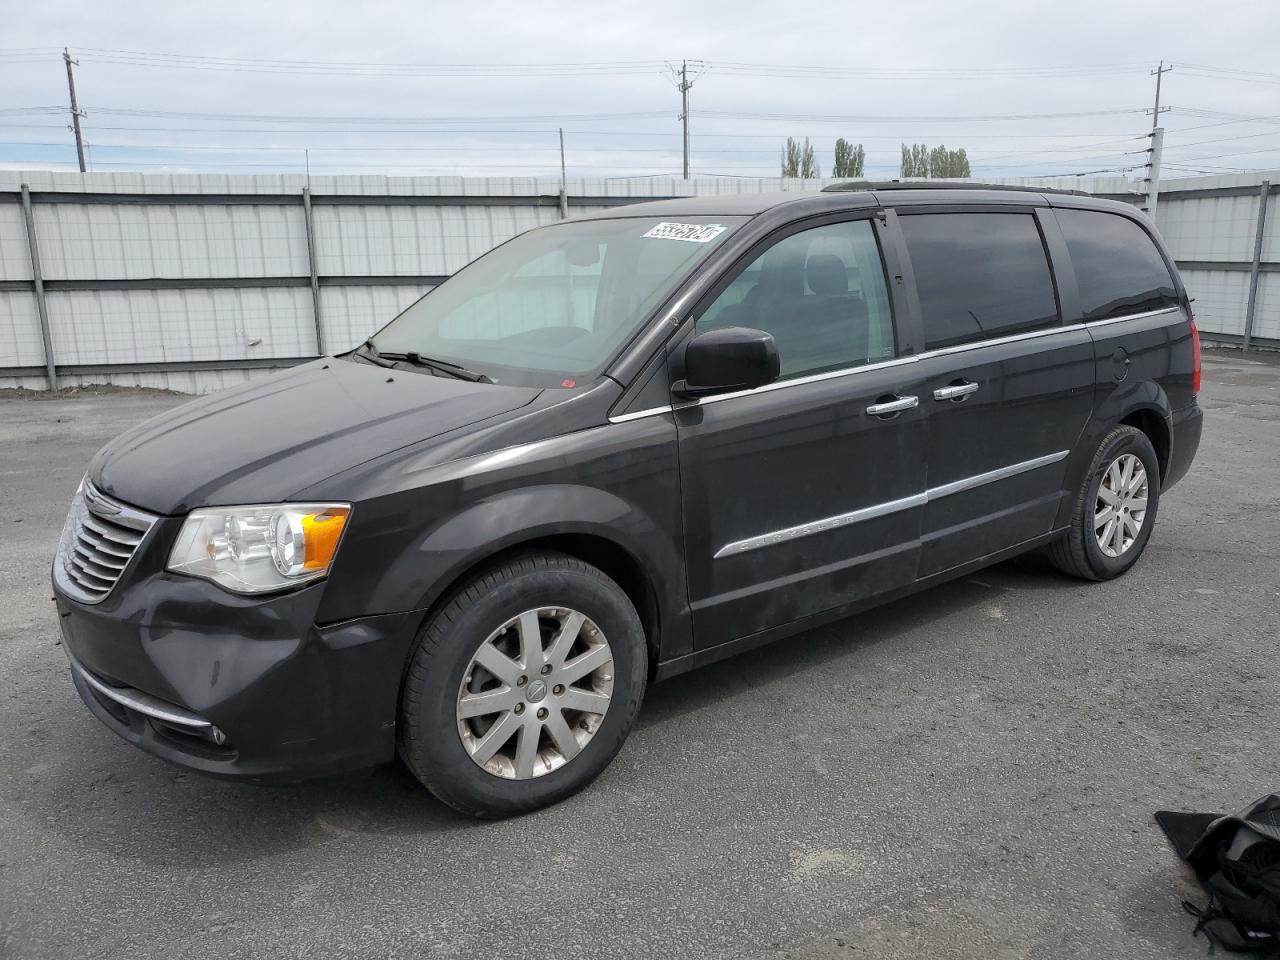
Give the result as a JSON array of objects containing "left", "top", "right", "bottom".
[
  {"left": 933, "top": 380, "right": 980, "bottom": 401},
  {"left": 866, "top": 395, "right": 919, "bottom": 417}
]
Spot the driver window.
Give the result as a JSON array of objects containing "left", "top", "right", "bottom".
[{"left": 696, "top": 219, "right": 895, "bottom": 380}]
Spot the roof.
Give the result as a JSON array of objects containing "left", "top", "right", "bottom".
[
  {"left": 571, "top": 190, "right": 874, "bottom": 221},
  {"left": 821, "top": 179, "right": 1090, "bottom": 197},
  {"left": 570, "top": 182, "right": 1137, "bottom": 222}
]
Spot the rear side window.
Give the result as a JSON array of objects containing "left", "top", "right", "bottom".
[
  {"left": 899, "top": 212, "right": 1059, "bottom": 351},
  {"left": 1055, "top": 208, "right": 1179, "bottom": 321}
]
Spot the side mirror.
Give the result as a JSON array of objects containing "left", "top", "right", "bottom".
[{"left": 674, "top": 326, "right": 780, "bottom": 398}]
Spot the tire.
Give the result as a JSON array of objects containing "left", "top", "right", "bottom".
[
  {"left": 398, "top": 552, "right": 647, "bottom": 818},
  {"left": 1047, "top": 425, "right": 1162, "bottom": 581}
]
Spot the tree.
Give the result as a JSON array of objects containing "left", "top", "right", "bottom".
[
  {"left": 781, "top": 136, "right": 819, "bottom": 179},
  {"left": 900, "top": 143, "right": 930, "bottom": 177},
  {"left": 929, "top": 144, "right": 971, "bottom": 178},
  {"left": 900, "top": 143, "right": 970, "bottom": 178},
  {"left": 833, "top": 138, "right": 865, "bottom": 178}
]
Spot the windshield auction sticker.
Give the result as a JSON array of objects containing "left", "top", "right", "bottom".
[{"left": 642, "top": 222, "right": 729, "bottom": 243}]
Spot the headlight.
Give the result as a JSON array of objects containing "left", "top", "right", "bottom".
[{"left": 167, "top": 503, "right": 351, "bottom": 594}]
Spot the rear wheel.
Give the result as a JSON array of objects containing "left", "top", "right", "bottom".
[
  {"left": 1047, "top": 425, "right": 1161, "bottom": 581},
  {"left": 398, "top": 552, "right": 647, "bottom": 818}
]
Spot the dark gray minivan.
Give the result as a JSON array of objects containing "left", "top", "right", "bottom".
[{"left": 54, "top": 183, "right": 1202, "bottom": 817}]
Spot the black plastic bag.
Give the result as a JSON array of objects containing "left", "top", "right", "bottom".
[{"left": 1157, "top": 794, "right": 1280, "bottom": 954}]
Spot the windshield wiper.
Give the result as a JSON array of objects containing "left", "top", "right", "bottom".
[
  {"left": 355, "top": 340, "right": 396, "bottom": 368},
  {"left": 358, "top": 341, "right": 493, "bottom": 383}
]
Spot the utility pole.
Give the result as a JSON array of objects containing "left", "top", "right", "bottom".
[
  {"left": 558, "top": 127, "right": 568, "bottom": 218},
  {"left": 63, "top": 48, "right": 86, "bottom": 173},
  {"left": 679, "top": 60, "right": 691, "bottom": 179},
  {"left": 666, "top": 60, "right": 704, "bottom": 179},
  {"left": 1149, "top": 60, "right": 1172, "bottom": 132},
  {"left": 1143, "top": 62, "right": 1172, "bottom": 215},
  {"left": 1146, "top": 127, "right": 1165, "bottom": 216},
  {"left": 1243, "top": 180, "right": 1271, "bottom": 351}
]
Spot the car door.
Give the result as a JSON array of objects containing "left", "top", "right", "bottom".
[
  {"left": 894, "top": 206, "right": 1096, "bottom": 577},
  {"left": 672, "top": 213, "right": 929, "bottom": 648}
]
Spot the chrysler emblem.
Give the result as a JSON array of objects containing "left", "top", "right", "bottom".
[{"left": 84, "top": 486, "right": 122, "bottom": 516}]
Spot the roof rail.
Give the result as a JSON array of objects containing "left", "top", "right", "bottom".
[{"left": 820, "top": 180, "right": 1090, "bottom": 197}]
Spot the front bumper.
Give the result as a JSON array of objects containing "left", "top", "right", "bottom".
[{"left": 55, "top": 570, "right": 420, "bottom": 781}]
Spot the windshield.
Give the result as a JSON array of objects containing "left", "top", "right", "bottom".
[{"left": 369, "top": 216, "right": 746, "bottom": 386}]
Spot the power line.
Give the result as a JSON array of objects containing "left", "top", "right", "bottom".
[
  {"left": 0, "top": 121, "right": 1185, "bottom": 140},
  {"left": 1173, "top": 107, "right": 1280, "bottom": 123},
  {"left": 44, "top": 48, "right": 1161, "bottom": 81},
  {"left": 9, "top": 139, "right": 1172, "bottom": 160},
  {"left": 970, "top": 134, "right": 1147, "bottom": 164},
  {"left": 1163, "top": 129, "right": 1280, "bottom": 149},
  {"left": 1164, "top": 144, "right": 1280, "bottom": 162},
  {"left": 7, "top": 46, "right": 1280, "bottom": 180},
  {"left": 60, "top": 159, "right": 692, "bottom": 171},
  {"left": 705, "top": 60, "right": 1152, "bottom": 79},
  {"left": 698, "top": 108, "right": 1150, "bottom": 123},
  {"left": 1169, "top": 62, "right": 1280, "bottom": 85},
  {"left": 81, "top": 106, "right": 675, "bottom": 124},
  {"left": 71, "top": 48, "right": 671, "bottom": 77},
  {"left": 5, "top": 47, "right": 1279, "bottom": 87},
  {"left": 15, "top": 48, "right": 1272, "bottom": 88},
  {"left": 0, "top": 139, "right": 775, "bottom": 155}
]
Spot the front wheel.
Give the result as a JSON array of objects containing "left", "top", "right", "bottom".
[
  {"left": 1047, "top": 425, "right": 1162, "bottom": 581},
  {"left": 398, "top": 553, "right": 647, "bottom": 818}
]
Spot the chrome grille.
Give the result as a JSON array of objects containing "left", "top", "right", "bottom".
[{"left": 55, "top": 481, "right": 157, "bottom": 604}]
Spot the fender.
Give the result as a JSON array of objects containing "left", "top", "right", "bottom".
[
  {"left": 397, "top": 483, "right": 683, "bottom": 633},
  {"left": 1053, "top": 378, "right": 1173, "bottom": 528},
  {"left": 313, "top": 416, "right": 692, "bottom": 658}
]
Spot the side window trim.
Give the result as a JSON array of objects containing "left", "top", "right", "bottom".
[
  {"left": 1035, "top": 207, "right": 1082, "bottom": 327},
  {"left": 611, "top": 305, "right": 1190, "bottom": 421},
  {"left": 879, "top": 208, "right": 925, "bottom": 356},
  {"left": 671, "top": 352, "right": 923, "bottom": 412},
  {"left": 675, "top": 210, "right": 900, "bottom": 382}
]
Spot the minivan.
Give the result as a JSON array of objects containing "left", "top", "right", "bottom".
[{"left": 54, "top": 182, "right": 1203, "bottom": 817}]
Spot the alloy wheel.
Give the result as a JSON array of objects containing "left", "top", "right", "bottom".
[
  {"left": 1094, "top": 453, "right": 1149, "bottom": 558},
  {"left": 456, "top": 607, "right": 614, "bottom": 780}
]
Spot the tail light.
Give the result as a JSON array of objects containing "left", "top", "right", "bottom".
[{"left": 1190, "top": 315, "right": 1202, "bottom": 396}]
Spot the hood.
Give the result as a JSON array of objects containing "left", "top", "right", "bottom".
[{"left": 90, "top": 358, "right": 541, "bottom": 514}]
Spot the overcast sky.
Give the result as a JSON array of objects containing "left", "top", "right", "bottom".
[{"left": 3, "top": 0, "right": 1279, "bottom": 181}]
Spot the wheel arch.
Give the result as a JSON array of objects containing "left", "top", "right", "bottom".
[
  {"left": 1090, "top": 377, "right": 1174, "bottom": 480},
  {"left": 391, "top": 483, "right": 684, "bottom": 685},
  {"left": 413, "top": 531, "right": 665, "bottom": 673},
  {"left": 1117, "top": 406, "right": 1171, "bottom": 485},
  {"left": 1055, "top": 382, "right": 1174, "bottom": 529}
]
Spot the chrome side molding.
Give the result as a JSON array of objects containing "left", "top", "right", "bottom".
[
  {"left": 925, "top": 450, "right": 1069, "bottom": 500},
  {"left": 715, "top": 492, "right": 928, "bottom": 559},
  {"left": 67, "top": 652, "right": 212, "bottom": 731},
  {"left": 714, "top": 449, "right": 1069, "bottom": 559}
]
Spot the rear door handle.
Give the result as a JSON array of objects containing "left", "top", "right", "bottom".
[
  {"left": 933, "top": 381, "right": 980, "bottom": 401},
  {"left": 866, "top": 395, "right": 919, "bottom": 417}
]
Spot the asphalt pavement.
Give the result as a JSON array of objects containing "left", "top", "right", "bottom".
[{"left": 1, "top": 352, "right": 1277, "bottom": 959}]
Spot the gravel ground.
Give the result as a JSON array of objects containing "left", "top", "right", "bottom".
[{"left": 1, "top": 351, "right": 1277, "bottom": 960}]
